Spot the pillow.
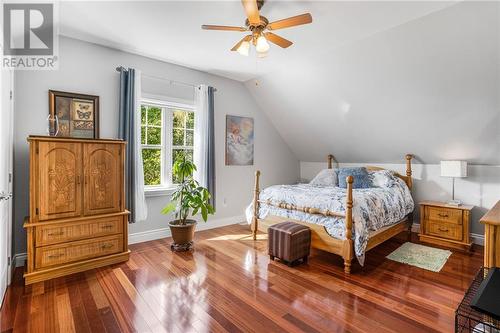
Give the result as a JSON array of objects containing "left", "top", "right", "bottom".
[
  {"left": 369, "top": 170, "right": 396, "bottom": 188},
  {"left": 310, "top": 169, "right": 338, "bottom": 187},
  {"left": 337, "top": 167, "right": 371, "bottom": 189}
]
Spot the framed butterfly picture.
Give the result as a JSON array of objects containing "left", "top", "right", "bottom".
[{"left": 49, "top": 90, "right": 99, "bottom": 139}]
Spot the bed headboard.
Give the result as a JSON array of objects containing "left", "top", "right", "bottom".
[{"left": 326, "top": 154, "right": 413, "bottom": 190}]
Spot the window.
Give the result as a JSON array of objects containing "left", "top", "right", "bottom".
[
  {"left": 140, "top": 99, "right": 195, "bottom": 193},
  {"left": 171, "top": 110, "right": 195, "bottom": 183}
]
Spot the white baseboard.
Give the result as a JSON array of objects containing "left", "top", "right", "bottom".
[
  {"left": 128, "top": 215, "right": 246, "bottom": 245},
  {"left": 411, "top": 223, "right": 484, "bottom": 246}
]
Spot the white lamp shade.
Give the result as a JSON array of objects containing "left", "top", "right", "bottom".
[
  {"left": 237, "top": 41, "right": 250, "bottom": 56},
  {"left": 255, "top": 35, "right": 270, "bottom": 53},
  {"left": 440, "top": 161, "right": 467, "bottom": 178}
]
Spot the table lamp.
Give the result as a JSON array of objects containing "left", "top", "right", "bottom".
[{"left": 440, "top": 160, "right": 467, "bottom": 206}]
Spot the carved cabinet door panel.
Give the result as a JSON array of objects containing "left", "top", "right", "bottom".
[
  {"left": 37, "top": 142, "right": 82, "bottom": 221},
  {"left": 83, "top": 143, "right": 122, "bottom": 216}
]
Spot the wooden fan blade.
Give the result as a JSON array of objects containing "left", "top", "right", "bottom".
[
  {"left": 202, "top": 25, "right": 247, "bottom": 32},
  {"left": 241, "top": 0, "right": 260, "bottom": 25},
  {"left": 231, "top": 35, "right": 252, "bottom": 51},
  {"left": 264, "top": 32, "right": 293, "bottom": 48},
  {"left": 267, "top": 13, "right": 312, "bottom": 30}
]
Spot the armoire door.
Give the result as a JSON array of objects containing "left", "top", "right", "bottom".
[
  {"left": 37, "top": 142, "right": 82, "bottom": 221},
  {"left": 83, "top": 143, "right": 122, "bottom": 216}
]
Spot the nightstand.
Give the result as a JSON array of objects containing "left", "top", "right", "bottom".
[{"left": 418, "top": 201, "right": 473, "bottom": 251}]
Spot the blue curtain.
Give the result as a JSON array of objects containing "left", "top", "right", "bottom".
[
  {"left": 207, "top": 87, "right": 216, "bottom": 208},
  {"left": 118, "top": 67, "right": 137, "bottom": 223}
]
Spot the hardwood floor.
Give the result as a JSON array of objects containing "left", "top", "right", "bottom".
[{"left": 0, "top": 224, "right": 482, "bottom": 333}]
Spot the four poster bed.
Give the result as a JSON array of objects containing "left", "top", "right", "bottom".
[{"left": 249, "top": 154, "right": 414, "bottom": 274}]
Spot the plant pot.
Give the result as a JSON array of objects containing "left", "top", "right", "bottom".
[{"left": 168, "top": 219, "right": 197, "bottom": 251}]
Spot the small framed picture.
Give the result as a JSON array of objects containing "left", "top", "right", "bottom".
[
  {"left": 49, "top": 90, "right": 99, "bottom": 139},
  {"left": 225, "top": 115, "right": 254, "bottom": 166}
]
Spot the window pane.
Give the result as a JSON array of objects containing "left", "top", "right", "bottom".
[
  {"left": 172, "top": 149, "right": 182, "bottom": 183},
  {"left": 142, "top": 149, "right": 161, "bottom": 186},
  {"left": 186, "top": 112, "right": 194, "bottom": 129},
  {"left": 147, "top": 127, "right": 161, "bottom": 145},
  {"left": 173, "top": 128, "right": 184, "bottom": 146},
  {"left": 141, "top": 106, "right": 147, "bottom": 125},
  {"left": 186, "top": 129, "right": 194, "bottom": 146},
  {"left": 185, "top": 149, "right": 193, "bottom": 162},
  {"left": 172, "top": 149, "right": 193, "bottom": 184},
  {"left": 173, "top": 111, "right": 185, "bottom": 128},
  {"left": 147, "top": 106, "right": 162, "bottom": 126},
  {"left": 141, "top": 126, "right": 146, "bottom": 144}
]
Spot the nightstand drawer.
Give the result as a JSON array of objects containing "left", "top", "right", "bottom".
[
  {"left": 427, "top": 221, "right": 463, "bottom": 241},
  {"left": 428, "top": 207, "right": 463, "bottom": 225}
]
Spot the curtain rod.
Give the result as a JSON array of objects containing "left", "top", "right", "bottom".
[{"left": 116, "top": 66, "right": 217, "bottom": 92}]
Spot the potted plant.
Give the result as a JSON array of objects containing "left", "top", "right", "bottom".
[{"left": 161, "top": 153, "right": 215, "bottom": 251}]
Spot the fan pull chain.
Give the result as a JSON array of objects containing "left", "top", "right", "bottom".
[{"left": 255, "top": 57, "right": 259, "bottom": 86}]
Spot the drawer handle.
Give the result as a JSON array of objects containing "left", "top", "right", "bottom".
[
  {"left": 101, "top": 225, "right": 114, "bottom": 229},
  {"left": 47, "top": 253, "right": 64, "bottom": 259},
  {"left": 438, "top": 228, "right": 449, "bottom": 232},
  {"left": 101, "top": 243, "right": 114, "bottom": 249},
  {"left": 48, "top": 231, "right": 64, "bottom": 236},
  {"left": 437, "top": 213, "right": 449, "bottom": 218}
]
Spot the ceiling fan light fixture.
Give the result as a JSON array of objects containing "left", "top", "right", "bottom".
[
  {"left": 237, "top": 40, "right": 250, "bottom": 56},
  {"left": 255, "top": 35, "right": 270, "bottom": 53}
]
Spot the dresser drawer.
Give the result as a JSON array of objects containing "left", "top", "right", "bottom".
[
  {"left": 36, "top": 216, "right": 123, "bottom": 246},
  {"left": 427, "top": 221, "right": 463, "bottom": 241},
  {"left": 35, "top": 234, "right": 123, "bottom": 269},
  {"left": 427, "top": 207, "right": 463, "bottom": 225}
]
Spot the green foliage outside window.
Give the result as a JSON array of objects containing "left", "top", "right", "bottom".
[
  {"left": 142, "top": 149, "right": 161, "bottom": 185},
  {"left": 141, "top": 105, "right": 195, "bottom": 187},
  {"left": 141, "top": 105, "right": 162, "bottom": 186},
  {"left": 172, "top": 109, "right": 194, "bottom": 184}
]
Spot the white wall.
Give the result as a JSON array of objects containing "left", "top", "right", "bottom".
[
  {"left": 12, "top": 36, "right": 299, "bottom": 256},
  {"left": 301, "top": 160, "right": 500, "bottom": 237}
]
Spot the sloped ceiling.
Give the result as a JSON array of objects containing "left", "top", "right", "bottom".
[
  {"left": 245, "top": 1, "right": 500, "bottom": 164},
  {"left": 59, "top": 1, "right": 456, "bottom": 82}
]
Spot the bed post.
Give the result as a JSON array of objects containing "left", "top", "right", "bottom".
[
  {"left": 252, "top": 170, "right": 261, "bottom": 240},
  {"left": 405, "top": 154, "right": 414, "bottom": 240},
  {"left": 327, "top": 155, "right": 334, "bottom": 169},
  {"left": 405, "top": 154, "right": 413, "bottom": 190},
  {"left": 343, "top": 176, "right": 354, "bottom": 274}
]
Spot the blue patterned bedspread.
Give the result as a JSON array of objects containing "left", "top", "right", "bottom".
[{"left": 245, "top": 177, "right": 414, "bottom": 265}]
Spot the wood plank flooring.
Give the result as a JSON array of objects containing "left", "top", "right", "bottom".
[{"left": 0, "top": 224, "right": 483, "bottom": 333}]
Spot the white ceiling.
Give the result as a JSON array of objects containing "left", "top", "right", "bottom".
[{"left": 59, "top": 1, "right": 457, "bottom": 82}]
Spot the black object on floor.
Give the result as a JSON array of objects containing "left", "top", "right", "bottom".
[
  {"left": 470, "top": 267, "right": 500, "bottom": 320},
  {"left": 455, "top": 267, "right": 500, "bottom": 333}
]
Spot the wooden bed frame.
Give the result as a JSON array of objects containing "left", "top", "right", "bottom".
[{"left": 251, "top": 154, "right": 414, "bottom": 273}]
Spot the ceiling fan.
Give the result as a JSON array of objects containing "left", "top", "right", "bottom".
[{"left": 201, "top": 0, "right": 312, "bottom": 57}]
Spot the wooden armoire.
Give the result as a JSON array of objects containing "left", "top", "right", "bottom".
[{"left": 24, "top": 136, "right": 130, "bottom": 284}]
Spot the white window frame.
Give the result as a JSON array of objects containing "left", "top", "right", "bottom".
[{"left": 141, "top": 95, "right": 195, "bottom": 197}]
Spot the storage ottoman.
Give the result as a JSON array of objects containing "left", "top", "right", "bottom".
[{"left": 268, "top": 221, "right": 311, "bottom": 266}]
